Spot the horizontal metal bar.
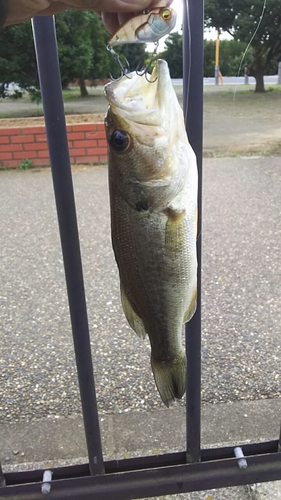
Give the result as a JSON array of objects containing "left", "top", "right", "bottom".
[
  {"left": 1, "top": 441, "right": 281, "bottom": 499},
  {"left": 5, "top": 440, "right": 279, "bottom": 486}
]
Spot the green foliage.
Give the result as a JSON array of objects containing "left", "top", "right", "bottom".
[
  {"left": 28, "top": 87, "right": 41, "bottom": 104},
  {"left": 55, "top": 11, "right": 93, "bottom": 90},
  {"left": 0, "top": 12, "right": 112, "bottom": 99},
  {"left": 88, "top": 16, "right": 114, "bottom": 80},
  {"left": 7, "top": 89, "right": 23, "bottom": 100},
  {"left": 159, "top": 32, "right": 183, "bottom": 78},
  {"left": 0, "top": 21, "right": 39, "bottom": 97},
  {"left": 120, "top": 44, "right": 147, "bottom": 72},
  {"left": 56, "top": 10, "right": 111, "bottom": 92},
  {"left": 19, "top": 158, "right": 32, "bottom": 170},
  {"left": 158, "top": 32, "right": 253, "bottom": 78},
  {"left": 204, "top": 39, "right": 252, "bottom": 77},
  {"left": 204, "top": 0, "right": 281, "bottom": 91}
]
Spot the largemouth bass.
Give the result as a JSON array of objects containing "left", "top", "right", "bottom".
[{"left": 104, "top": 60, "right": 198, "bottom": 407}]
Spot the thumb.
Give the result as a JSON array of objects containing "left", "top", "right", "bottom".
[{"left": 94, "top": 0, "right": 153, "bottom": 12}]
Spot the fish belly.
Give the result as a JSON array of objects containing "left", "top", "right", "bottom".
[{"left": 109, "top": 177, "right": 197, "bottom": 406}]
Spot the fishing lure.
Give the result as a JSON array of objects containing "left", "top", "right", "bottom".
[
  {"left": 108, "top": 7, "right": 177, "bottom": 47},
  {"left": 107, "top": 7, "right": 177, "bottom": 80}
]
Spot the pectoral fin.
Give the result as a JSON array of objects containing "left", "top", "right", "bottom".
[
  {"left": 120, "top": 284, "right": 147, "bottom": 339},
  {"left": 164, "top": 208, "right": 186, "bottom": 254}
]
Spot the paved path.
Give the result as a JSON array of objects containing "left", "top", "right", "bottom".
[{"left": 1, "top": 156, "right": 281, "bottom": 498}]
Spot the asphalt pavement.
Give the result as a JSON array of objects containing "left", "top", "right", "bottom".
[{"left": 1, "top": 156, "right": 281, "bottom": 498}]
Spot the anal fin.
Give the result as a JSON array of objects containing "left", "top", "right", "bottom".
[{"left": 120, "top": 284, "right": 147, "bottom": 339}]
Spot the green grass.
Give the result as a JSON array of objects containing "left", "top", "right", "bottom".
[
  {"left": 61, "top": 86, "right": 104, "bottom": 100},
  {"left": 203, "top": 83, "right": 281, "bottom": 95}
]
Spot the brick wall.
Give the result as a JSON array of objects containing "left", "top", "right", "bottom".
[{"left": 0, "top": 122, "right": 108, "bottom": 168}]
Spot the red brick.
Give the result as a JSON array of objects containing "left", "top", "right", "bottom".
[
  {"left": 86, "top": 147, "right": 107, "bottom": 155},
  {"left": 0, "top": 136, "right": 9, "bottom": 144},
  {"left": 35, "top": 134, "right": 47, "bottom": 142},
  {"left": 0, "top": 127, "right": 21, "bottom": 135},
  {"left": 96, "top": 123, "right": 105, "bottom": 131},
  {"left": 74, "top": 154, "right": 108, "bottom": 164},
  {"left": 24, "top": 142, "right": 49, "bottom": 151},
  {"left": 73, "top": 140, "right": 93, "bottom": 148},
  {"left": 38, "top": 150, "right": 50, "bottom": 158},
  {"left": 30, "top": 158, "right": 50, "bottom": 167},
  {"left": 14, "top": 151, "right": 37, "bottom": 159},
  {"left": 22, "top": 126, "right": 45, "bottom": 134},
  {"left": 1, "top": 144, "right": 23, "bottom": 152},
  {"left": 85, "top": 131, "right": 105, "bottom": 140},
  {"left": 0, "top": 159, "right": 19, "bottom": 168},
  {"left": 75, "top": 155, "right": 99, "bottom": 163},
  {"left": 84, "top": 138, "right": 97, "bottom": 146},
  {"left": 97, "top": 139, "right": 107, "bottom": 147},
  {"left": 11, "top": 135, "right": 34, "bottom": 143},
  {"left": 72, "top": 124, "right": 94, "bottom": 132},
  {"left": 68, "top": 148, "right": 86, "bottom": 156},
  {"left": 67, "top": 132, "right": 84, "bottom": 141},
  {"left": 0, "top": 152, "right": 12, "bottom": 160}
]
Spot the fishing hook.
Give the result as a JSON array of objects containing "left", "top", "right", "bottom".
[
  {"left": 136, "top": 41, "right": 159, "bottom": 83},
  {"left": 106, "top": 45, "right": 131, "bottom": 80}
]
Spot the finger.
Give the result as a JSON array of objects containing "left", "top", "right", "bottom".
[{"left": 58, "top": 0, "right": 154, "bottom": 13}]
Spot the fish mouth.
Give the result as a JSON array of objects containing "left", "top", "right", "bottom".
[{"left": 104, "top": 59, "right": 174, "bottom": 126}]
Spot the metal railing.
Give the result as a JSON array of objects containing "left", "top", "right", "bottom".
[{"left": 1, "top": 1, "right": 281, "bottom": 498}]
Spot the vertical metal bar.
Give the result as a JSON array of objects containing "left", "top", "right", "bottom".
[
  {"left": 183, "top": 0, "right": 204, "bottom": 463},
  {"left": 0, "top": 461, "right": 6, "bottom": 487},
  {"left": 31, "top": 16, "right": 104, "bottom": 476}
]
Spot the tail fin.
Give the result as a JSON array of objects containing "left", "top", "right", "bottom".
[{"left": 151, "top": 352, "right": 186, "bottom": 408}]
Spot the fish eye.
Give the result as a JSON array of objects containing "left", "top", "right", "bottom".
[
  {"left": 161, "top": 8, "right": 171, "bottom": 20},
  {"left": 109, "top": 130, "right": 131, "bottom": 152}
]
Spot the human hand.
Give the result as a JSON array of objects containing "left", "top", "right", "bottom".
[{"left": 3, "top": 0, "right": 172, "bottom": 32}]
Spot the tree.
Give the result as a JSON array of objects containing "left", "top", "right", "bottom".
[
  {"left": 56, "top": 10, "right": 111, "bottom": 96},
  {"left": 0, "top": 12, "right": 112, "bottom": 99},
  {"left": 159, "top": 32, "right": 183, "bottom": 78},
  {"left": 204, "top": 39, "right": 252, "bottom": 77},
  {"left": 205, "top": 0, "right": 281, "bottom": 92},
  {"left": 120, "top": 44, "right": 147, "bottom": 73},
  {"left": 88, "top": 15, "right": 112, "bottom": 82},
  {"left": 0, "top": 22, "right": 39, "bottom": 99}
]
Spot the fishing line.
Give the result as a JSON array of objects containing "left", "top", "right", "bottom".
[{"left": 233, "top": 0, "right": 267, "bottom": 104}]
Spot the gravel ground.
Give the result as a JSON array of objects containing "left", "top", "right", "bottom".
[{"left": 0, "top": 156, "right": 281, "bottom": 423}]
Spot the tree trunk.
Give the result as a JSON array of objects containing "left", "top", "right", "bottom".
[
  {"left": 79, "top": 77, "right": 88, "bottom": 97},
  {"left": 254, "top": 72, "right": 265, "bottom": 93}
]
